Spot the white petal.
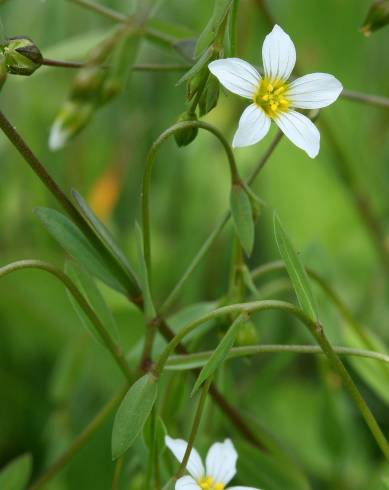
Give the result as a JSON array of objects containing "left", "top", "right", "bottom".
[
  {"left": 262, "top": 25, "right": 296, "bottom": 81},
  {"left": 287, "top": 73, "right": 343, "bottom": 109},
  {"left": 165, "top": 436, "right": 205, "bottom": 480},
  {"left": 232, "top": 104, "right": 271, "bottom": 148},
  {"left": 274, "top": 110, "right": 320, "bottom": 158},
  {"left": 209, "top": 58, "right": 260, "bottom": 99},
  {"left": 49, "top": 121, "right": 68, "bottom": 151},
  {"left": 176, "top": 476, "right": 201, "bottom": 490},
  {"left": 205, "top": 439, "right": 238, "bottom": 485}
]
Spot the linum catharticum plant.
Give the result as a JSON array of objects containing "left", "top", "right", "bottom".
[{"left": 0, "top": 0, "right": 389, "bottom": 489}]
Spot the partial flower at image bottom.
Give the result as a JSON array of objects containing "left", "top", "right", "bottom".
[
  {"left": 166, "top": 435, "right": 261, "bottom": 489},
  {"left": 209, "top": 25, "right": 343, "bottom": 158}
]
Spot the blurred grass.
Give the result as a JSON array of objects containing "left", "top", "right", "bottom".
[{"left": 0, "top": 0, "right": 388, "bottom": 488}]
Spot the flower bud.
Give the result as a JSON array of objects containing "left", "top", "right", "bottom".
[
  {"left": 49, "top": 100, "right": 95, "bottom": 151},
  {"left": 174, "top": 112, "right": 198, "bottom": 147},
  {"left": 236, "top": 320, "right": 259, "bottom": 346},
  {"left": 3, "top": 36, "right": 42, "bottom": 76},
  {"left": 199, "top": 76, "right": 220, "bottom": 116},
  {"left": 72, "top": 66, "right": 106, "bottom": 100},
  {"left": 361, "top": 0, "right": 389, "bottom": 36}
]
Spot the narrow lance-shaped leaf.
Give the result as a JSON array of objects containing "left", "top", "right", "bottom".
[
  {"left": 195, "top": 0, "right": 233, "bottom": 56},
  {"left": 191, "top": 313, "right": 247, "bottom": 395},
  {"left": 72, "top": 189, "right": 138, "bottom": 283},
  {"left": 273, "top": 213, "right": 318, "bottom": 321},
  {"left": 112, "top": 374, "right": 158, "bottom": 460},
  {"left": 65, "top": 261, "right": 119, "bottom": 345},
  {"left": 35, "top": 207, "right": 125, "bottom": 293},
  {"left": 230, "top": 184, "right": 255, "bottom": 257},
  {"left": 0, "top": 454, "right": 32, "bottom": 490}
]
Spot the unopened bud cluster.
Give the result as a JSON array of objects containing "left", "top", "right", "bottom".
[{"left": 0, "top": 36, "right": 42, "bottom": 77}]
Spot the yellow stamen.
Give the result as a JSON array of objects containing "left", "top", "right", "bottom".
[
  {"left": 261, "top": 94, "right": 270, "bottom": 101},
  {"left": 197, "top": 476, "right": 225, "bottom": 490},
  {"left": 253, "top": 78, "right": 290, "bottom": 118},
  {"left": 267, "top": 83, "right": 274, "bottom": 92}
]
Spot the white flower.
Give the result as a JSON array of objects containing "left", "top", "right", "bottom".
[
  {"left": 208, "top": 25, "right": 343, "bottom": 158},
  {"left": 165, "top": 435, "right": 260, "bottom": 490}
]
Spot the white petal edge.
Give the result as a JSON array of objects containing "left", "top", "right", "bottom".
[
  {"left": 208, "top": 58, "right": 260, "bottom": 99},
  {"left": 176, "top": 476, "right": 201, "bottom": 490},
  {"left": 165, "top": 436, "right": 205, "bottom": 480},
  {"left": 287, "top": 73, "right": 343, "bottom": 109},
  {"left": 262, "top": 24, "right": 296, "bottom": 82},
  {"left": 205, "top": 439, "right": 238, "bottom": 485},
  {"left": 232, "top": 104, "right": 271, "bottom": 148},
  {"left": 274, "top": 110, "right": 320, "bottom": 158},
  {"left": 49, "top": 121, "right": 68, "bottom": 151}
]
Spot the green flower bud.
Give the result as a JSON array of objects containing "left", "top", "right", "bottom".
[
  {"left": 0, "top": 53, "right": 7, "bottom": 90},
  {"left": 199, "top": 76, "right": 220, "bottom": 116},
  {"left": 174, "top": 112, "right": 198, "bottom": 147},
  {"left": 3, "top": 36, "right": 42, "bottom": 76},
  {"left": 235, "top": 320, "right": 259, "bottom": 347},
  {"left": 361, "top": 0, "right": 389, "bottom": 36},
  {"left": 72, "top": 65, "right": 106, "bottom": 100},
  {"left": 49, "top": 100, "right": 95, "bottom": 151}
]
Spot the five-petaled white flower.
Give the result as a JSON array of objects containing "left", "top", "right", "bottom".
[
  {"left": 208, "top": 25, "right": 343, "bottom": 158},
  {"left": 165, "top": 435, "right": 260, "bottom": 490}
]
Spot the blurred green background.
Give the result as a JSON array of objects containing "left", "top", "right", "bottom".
[{"left": 0, "top": 0, "right": 389, "bottom": 488}]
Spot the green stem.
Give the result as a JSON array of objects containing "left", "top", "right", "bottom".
[
  {"left": 69, "top": 0, "right": 128, "bottom": 22},
  {"left": 29, "top": 385, "right": 128, "bottom": 490},
  {"left": 0, "top": 110, "right": 140, "bottom": 299},
  {"left": 142, "top": 120, "right": 241, "bottom": 274},
  {"left": 0, "top": 260, "right": 133, "bottom": 381},
  {"left": 133, "top": 63, "right": 192, "bottom": 72},
  {"left": 154, "top": 299, "right": 389, "bottom": 460},
  {"left": 176, "top": 378, "right": 212, "bottom": 479},
  {"left": 166, "top": 344, "right": 389, "bottom": 369},
  {"left": 159, "top": 131, "right": 283, "bottom": 314},
  {"left": 111, "top": 457, "right": 124, "bottom": 490},
  {"left": 341, "top": 89, "right": 389, "bottom": 109},
  {"left": 230, "top": 0, "right": 240, "bottom": 57}
]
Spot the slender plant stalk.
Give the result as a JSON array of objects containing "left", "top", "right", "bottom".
[
  {"left": 142, "top": 120, "right": 241, "bottom": 275},
  {"left": 153, "top": 300, "right": 389, "bottom": 460},
  {"left": 341, "top": 89, "right": 389, "bottom": 109},
  {"left": 0, "top": 111, "right": 141, "bottom": 299},
  {"left": 166, "top": 344, "right": 389, "bottom": 369},
  {"left": 0, "top": 260, "right": 133, "bottom": 381},
  {"left": 176, "top": 378, "right": 212, "bottom": 479},
  {"left": 112, "top": 457, "right": 124, "bottom": 490},
  {"left": 230, "top": 0, "right": 240, "bottom": 57},
  {"left": 29, "top": 385, "right": 128, "bottom": 490},
  {"left": 69, "top": 0, "right": 128, "bottom": 22}
]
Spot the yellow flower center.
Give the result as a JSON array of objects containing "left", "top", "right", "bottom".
[
  {"left": 253, "top": 78, "right": 290, "bottom": 118},
  {"left": 198, "top": 476, "right": 225, "bottom": 490}
]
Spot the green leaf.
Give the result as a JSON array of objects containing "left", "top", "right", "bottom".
[
  {"left": 195, "top": 0, "right": 233, "bottom": 57},
  {"left": 112, "top": 374, "right": 158, "bottom": 460},
  {"left": 176, "top": 46, "right": 212, "bottom": 86},
  {"left": 65, "top": 261, "right": 119, "bottom": 345},
  {"left": 134, "top": 223, "right": 156, "bottom": 319},
  {"left": 191, "top": 314, "right": 247, "bottom": 395},
  {"left": 35, "top": 207, "right": 125, "bottom": 293},
  {"left": 361, "top": 0, "right": 389, "bottom": 36},
  {"left": 0, "top": 454, "right": 32, "bottom": 490},
  {"left": 230, "top": 184, "right": 255, "bottom": 256},
  {"left": 72, "top": 189, "right": 137, "bottom": 283},
  {"left": 273, "top": 214, "right": 318, "bottom": 321}
]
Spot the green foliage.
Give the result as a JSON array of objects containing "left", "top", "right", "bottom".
[
  {"left": 361, "top": 0, "right": 389, "bottom": 36},
  {"left": 230, "top": 184, "right": 255, "bottom": 256},
  {"left": 0, "top": 454, "right": 32, "bottom": 490},
  {"left": 274, "top": 213, "right": 318, "bottom": 321},
  {"left": 112, "top": 374, "right": 158, "bottom": 460}
]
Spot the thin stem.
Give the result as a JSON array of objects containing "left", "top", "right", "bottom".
[
  {"left": 230, "top": 0, "right": 240, "bottom": 57},
  {"left": 319, "top": 118, "right": 389, "bottom": 275},
  {"left": 160, "top": 131, "right": 283, "bottom": 314},
  {"left": 142, "top": 120, "right": 241, "bottom": 274},
  {"left": 0, "top": 260, "right": 133, "bottom": 381},
  {"left": 155, "top": 299, "right": 389, "bottom": 460},
  {"left": 133, "top": 63, "right": 191, "bottom": 72},
  {"left": 341, "top": 89, "right": 389, "bottom": 109},
  {"left": 41, "top": 58, "right": 84, "bottom": 69},
  {"left": 29, "top": 385, "right": 128, "bottom": 490},
  {"left": 69, "top": 0, "right": 128, "bottom": 22},
  {"left": 0, "top": 110, "right": 141, "bottom": 299},
  {"left": 166, "top": 344, "right": 389, "bottom": 369},
  {"left": 176, "top": 378, "right": 212, "bottom": 479},
  {"left": 111, "top": 457, "right": 124, "bottom": 490}
]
